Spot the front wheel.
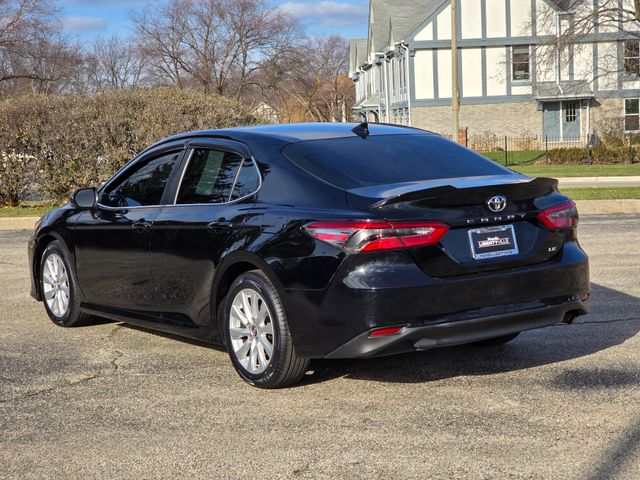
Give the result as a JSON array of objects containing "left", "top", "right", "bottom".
[
  {"left": 39, "top": 241, "right": 93, "bottom": 327},
  {"left": 222, "top": 270, "right": 310, "bottom": 388}
]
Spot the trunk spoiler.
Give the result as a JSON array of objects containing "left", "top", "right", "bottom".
[{"left": 346, "top": 175, "right": 559, "bottom": 209}]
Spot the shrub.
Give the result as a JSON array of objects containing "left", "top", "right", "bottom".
[
  {"left": 546, "top": 148, "right": 589, "bottom": 164},
  {"left": 0, "top": 88, "right": 257, "bottom": 202},
  {"left": 0, "top": 151, "right": 41, "bottom": 207}
]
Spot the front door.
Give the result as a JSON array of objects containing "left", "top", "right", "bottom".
[
  {"left": 149, "top": 142, "right": 261, "bottom": 333},
  {"left": 74, "top": 148, "right": 184, "bottom": 310},
  {"left": 562, "top": 101, "right": 581, "bottom": 141},
  {"left": 543, "top": 101, "right": 581, "bottom": 141}
]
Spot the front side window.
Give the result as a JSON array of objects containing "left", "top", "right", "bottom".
[
  {"left": 512, "top": 46, "right": 530, "bottom": 81},
  {"left": 100, "top": 151, "right": 181, "bottom": 207},
  {"left": 624, "top": 40, "right": 640, "bottom": 76},
  {"left": 625, "top": 99, "right": 639, "bottom": 131},
  {"left": 176, "top": 148, "right": 259, "bottom": 204}
]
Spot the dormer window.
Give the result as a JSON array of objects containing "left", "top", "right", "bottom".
[{"left": 624, "top": 40, "right": 640, "bottom": 76}]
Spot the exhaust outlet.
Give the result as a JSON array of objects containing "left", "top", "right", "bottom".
[{"left": 562, "top": 312, "right": 578, "bottom": 324}]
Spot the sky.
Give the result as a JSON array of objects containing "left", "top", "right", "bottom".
[{"left": 57, "top": 0, "right": 369, "bottom": 42}]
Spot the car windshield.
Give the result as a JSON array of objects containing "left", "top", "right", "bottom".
[{"left": 282, "top": 134, "right": 510, "bottom": 189}]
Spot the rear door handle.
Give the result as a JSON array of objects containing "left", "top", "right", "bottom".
[
  {"left": 132, "top": 219, "right": 152, "bottom": 231},
  {"left": 207, "top": 221, "right": 234, "bottom": 232}
]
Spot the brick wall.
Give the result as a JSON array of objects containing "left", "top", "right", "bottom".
[{"left": 411, "top": 101, "right": 541, "bottom": 137}]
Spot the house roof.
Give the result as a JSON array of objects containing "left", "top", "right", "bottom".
[
  {"left": 349, "top": 38, "right": 367, "bottom": 74},
  {"left": 367, "top": 0, "right": 437, "bottom": 56},
  {"left": 535, "top": 81, "right": 594, "bottom": 100}
]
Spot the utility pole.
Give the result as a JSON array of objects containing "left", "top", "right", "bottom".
[{"left": 451, "top": 0, "right": 460, "bottom": 142}]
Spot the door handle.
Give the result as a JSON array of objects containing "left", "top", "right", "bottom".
[
  {"left": 207, "top": 221, "right": 234, "bottom": 232},
  {"left": 132, "top": 219, "right": 152, "bottom": 231}
]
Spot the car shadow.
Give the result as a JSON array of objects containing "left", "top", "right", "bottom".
[{"left": 301, "top": 283, "right": 640, "bottom": 386}]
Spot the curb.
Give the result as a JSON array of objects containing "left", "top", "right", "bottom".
[
  {"left": 574, "top": 199, "right": 640, "bottom": 215},
  {"left": 0, "top": 217, "right": 39, "bottom": 230},
  {"left": 1, "top": 202, "right": 639, "bottom": 232}
]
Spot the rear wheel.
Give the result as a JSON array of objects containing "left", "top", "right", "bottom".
[
  {"left": 40, "top": 241, "right": 93, "bottom": 327},
  {"left": 222, "top": 270, "right": 310, "bottom": 388},
  {"left": 471, "top": 332, "right": 520, "bottom": 346}
]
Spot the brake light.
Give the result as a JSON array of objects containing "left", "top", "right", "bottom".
[
  {"left": 538, "top": 201, "right": 579, "bottom": 229},
  {"left": 304, "top": 220, "right": 449, "bottom": 253}
]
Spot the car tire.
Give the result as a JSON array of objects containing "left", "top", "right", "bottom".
[
  {"left": 471, "top": 332, "right": 520, "bottom": 346},
  {"left": 222, "top": 270, "right": 310, "bottom": 388},
  {"left": 39, "top": 241, "right": 93, "bottom": 327}
]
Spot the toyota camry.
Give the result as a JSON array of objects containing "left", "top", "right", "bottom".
[{"left": 29, "top": 123, "right": 589, "bottom": 388}]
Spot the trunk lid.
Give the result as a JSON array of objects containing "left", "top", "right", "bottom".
[{"left": 346, "top": 174, "right": 569, "bottom": 276}]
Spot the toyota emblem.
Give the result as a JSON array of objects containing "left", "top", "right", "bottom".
[{"left": 486, "top": 195, "right": 507, "bottom": 213}]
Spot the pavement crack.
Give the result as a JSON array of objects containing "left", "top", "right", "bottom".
[
  {"left": 0, "top": 346, "right": 125, "bottom": 404},
  {"left": 575, "top": 317, "right": 640, "bottom": 325}
]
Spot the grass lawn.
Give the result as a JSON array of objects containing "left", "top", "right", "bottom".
[
  {"left": 561, "top": 187, "right": 640, "bottom": 200},
  {"left": 0, "top": 203, "right": 59, "bottom": 218},
  {"left": 509, "top": 164, "right": 640, "bottom": 177},
  {"left": 482, "top": 150, "right": 545, "bottom": 165}
]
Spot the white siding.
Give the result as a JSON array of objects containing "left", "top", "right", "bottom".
[
  {"left": 414, "top": 21, "right": 433, "bottom": 41},
  {"left": 461, "top": 48, "right": 483, "bottom": 97},
  {"left": 485, "top": 0, "right": 506, "bottom": 38},
  {"left": 510, "top": 0, "right": 531, "bottom": 37},
  {"left": 535, "top": 45, "right": 556, "bottom": 82},
  {"left": 535, "top": 0, "right": 556, "bottom": 36},
  {"left": 414, "top": 50, "right": 435, "bottom": 99},
  {"left": 511, "top": 84, "right": 532, "bottom": 95},
  {"left": 437, "top": 48, "right": 452, "bottom": 98},
  {"left": 597, "top": 42, "right": 619, "bottom": 90},
  {"left": 486, "top": 47, "right": 507, "bottom": 96},
  {"left": 573, "top": 43, "right": 594, "bottom": 84},
  {"left": 461, "top": 0, "right": 482, "bottom": 39},
  {"left": 436, "top": 4, "right": 452, "bottom": 40},
  {"left": 623, "top": 0, "right": 640, "bottom": 31}
]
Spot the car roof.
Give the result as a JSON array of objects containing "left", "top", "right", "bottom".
[{"left": 145, "top": 122, "right": 433, "bottom": 153}]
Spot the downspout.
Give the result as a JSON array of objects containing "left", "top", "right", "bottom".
[{"left": 401, "top": 41, "right": 412, "bottom": 126}]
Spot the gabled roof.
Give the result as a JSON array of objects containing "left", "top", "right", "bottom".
[
  {"left": 367, "top": 0, "right": 436, "bottom": 56},
  {"left": 349, "top": 38, "right": 367, "bottom": 74}
]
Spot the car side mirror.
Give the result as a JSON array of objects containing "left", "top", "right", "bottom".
[{"left": 70, "top": 187, "right": 98, "bottom": 210}]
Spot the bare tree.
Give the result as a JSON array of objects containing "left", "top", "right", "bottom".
[
  {"left": 87, "top": 35, "right": 146, "bottom": 91},
  {"left": 0, "top": 0, "right": 67, "bottom": 92},
  {"left": 261, "top": 35, "right": 353, "bottom": 122},
  {"left": 133, "top": 0, "right": 299, "bottom": 97},
  {"left": 533, "top": 1, "right": 640, "bottom": 82}
]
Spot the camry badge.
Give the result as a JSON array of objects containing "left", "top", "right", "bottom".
[{"left": 486, "top": 195, "right": 507, "bottom": 213}]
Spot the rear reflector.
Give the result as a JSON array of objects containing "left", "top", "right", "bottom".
[
  {"left": 369, "top": 326, "right": 404, "bottom": 337},
  {"left": 304, "top": 220, "right": 449, "bottom": 253},
  {"left": 538, "top": 200, "right": 579, "bottom": 229}
]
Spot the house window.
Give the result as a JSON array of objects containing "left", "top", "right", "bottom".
[
  {"left": 624, "top": 40, "right": 640, "bottom": 76},
  {"left": 565, "top": 102, "right": 577, "bottom": 123},
  {"left": 625, "top": 99, "right": 640, "bottom": 131},
  {"left": 512, "top": 46, "right": 530, "bottom": 81}
]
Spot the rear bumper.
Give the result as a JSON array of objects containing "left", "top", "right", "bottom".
[
  {"left": 283, "top": 241, "right": 589, "bottom": 358},
  {"left": 326, "top": 300, "right": 587, "bottom": 358}
]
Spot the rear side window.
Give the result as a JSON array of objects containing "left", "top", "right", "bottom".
[
  {"left": 176, "top": 148, "right": 258, "bottom": 204},
  {"left": 282, "top": 134, "right": 510, "bottom": 189},
  {"left": 100, "top": 150, "right": 181, "bottom": 207}
]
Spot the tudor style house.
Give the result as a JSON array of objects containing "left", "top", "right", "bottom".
[{"left": 349, "top": 0, "right": 640, "bottom": 141}]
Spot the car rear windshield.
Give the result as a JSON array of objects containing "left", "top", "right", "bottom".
[{"left": 282, "top": 134, "right": 510, "bottom": 189}]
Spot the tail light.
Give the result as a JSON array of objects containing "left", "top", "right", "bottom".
[
  {"left": 303, "top": 220, "right": 449, "bottom": 253},
  {"left": 538, "top": 201, "right": 579, "bottom": 229}
]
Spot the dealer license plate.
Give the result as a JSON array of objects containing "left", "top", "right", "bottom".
[{"left": 468, "top": 225, "right": 519, "bottom": 260}]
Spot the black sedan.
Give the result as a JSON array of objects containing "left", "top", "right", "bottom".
[{"left": 29, "top": 123, "right": 589, "bottom": 388}]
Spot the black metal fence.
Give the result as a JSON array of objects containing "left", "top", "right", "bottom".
[{"left": 469, "top": 134, "right": 591, "bottom": 167}]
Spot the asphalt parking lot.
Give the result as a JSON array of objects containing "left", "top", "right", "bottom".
[{"left": 1, "top": 216, "right": 639, "bottom": 479}]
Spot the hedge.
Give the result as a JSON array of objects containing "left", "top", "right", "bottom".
[
  {"left": 0, "top": 88, "right": 257, "bottom": 206},
  {"left": 544, "top": 145, "right": 638, "bottom": 165}
]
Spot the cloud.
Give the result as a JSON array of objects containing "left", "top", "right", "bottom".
[
  {"left": 279, "top": 1, "right": 368, "bottom": 28},
  {"left": 62, "top": 16, "right": 107, "bottom": 33}
]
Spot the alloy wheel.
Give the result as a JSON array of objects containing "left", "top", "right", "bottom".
[
  {"left": 229, "top": 288, "right": 274, "bottom": 374},
  {"left": 42, "top": 253, "right": 70, "bottom": 318}
]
